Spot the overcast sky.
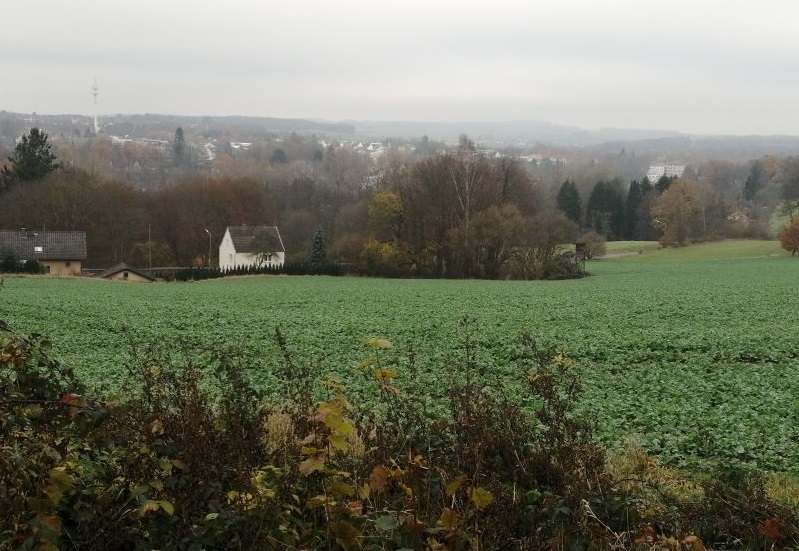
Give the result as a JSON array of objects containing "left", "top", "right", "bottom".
[{"left": 2, "top": 0, "right": 797, "bottom": 135}]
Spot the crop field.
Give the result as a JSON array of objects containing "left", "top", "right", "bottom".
[{"left": 1, "top": 241, "right": 798, "bottom": 473}]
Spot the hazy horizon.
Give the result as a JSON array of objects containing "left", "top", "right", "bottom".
[{"left": 4, "top": 0, "right": 798, "bottom": 136}]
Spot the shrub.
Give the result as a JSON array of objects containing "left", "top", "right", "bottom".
[
  {"left": 779, "top": 218, "right": 799, "bottom": 256},
  {"left": 3, "top": 317, "right": 799, "bottom": 550}
]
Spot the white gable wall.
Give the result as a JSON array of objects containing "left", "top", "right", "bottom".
[{"left": 218, "top": 227, "right": 285, "bottom": 271}]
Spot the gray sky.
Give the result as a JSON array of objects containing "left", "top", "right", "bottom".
[{"left": 3, "top": 0, "right": 798, "bottom": 135}]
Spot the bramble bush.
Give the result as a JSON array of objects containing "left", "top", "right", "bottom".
[{"left": 2, "top": 312, "right": 799, "bottom": 550}]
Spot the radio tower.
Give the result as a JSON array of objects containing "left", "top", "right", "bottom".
[{"left": 92, "top": 79, "right": 100, "bottom": 134}]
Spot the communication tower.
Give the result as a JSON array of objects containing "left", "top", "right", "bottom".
[{"left": 92, "top": 79, "right": 100, "bottom": 134}]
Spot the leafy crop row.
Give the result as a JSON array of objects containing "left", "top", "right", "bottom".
[{"left": 1, "top": 256, "right": 798, "bottom": 472}]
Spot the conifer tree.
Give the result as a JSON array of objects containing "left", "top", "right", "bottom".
[
  {"left": 1, "top": 128, "right": 61, "bottom": 191},
  {"left": 309, "top": 226, "right": 327, "bottom": 265},
  {"left": 556, "top": 179, "right": 582, "bottom": 224},
  {"left": 625, "top": 180, "right": 642, "bottom": 239},
  {"left": 743, "top": 160, "right": 765, "bottom": 202}
]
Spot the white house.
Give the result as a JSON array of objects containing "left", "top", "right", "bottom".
[{"left": 219, "top": 226, "right": 285, "bottom": 271}]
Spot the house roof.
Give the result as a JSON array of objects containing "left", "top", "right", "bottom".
[
  {"left": 0, "top": 230, "right": 87, "bottom": 261},
  {"left": 96, "top": 263, "right": 155, "bottom": 282},
  {"left": 227, "top": 226, "right": 285, "bottom": 253}
]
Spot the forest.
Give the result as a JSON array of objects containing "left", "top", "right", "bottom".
[{"left": 2, "top": 123, "right": 798, "bottom": 278}]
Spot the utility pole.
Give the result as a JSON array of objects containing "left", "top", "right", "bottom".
[
  {"left": 148, "top": 223, "right": 152, "bottom": 271},
  {"left": 205, "top": 229, "right": 212, "bottom": 270}
]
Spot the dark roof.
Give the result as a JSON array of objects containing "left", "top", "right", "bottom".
[
  {"left": 0, "top": 230, "right": 87, "bottom": 261},
  {"left": 227, "top": 226, "right": 284, "bottom": 253},
  {"left": 96, "top": 263, "right": 155, "bottom": 281}
]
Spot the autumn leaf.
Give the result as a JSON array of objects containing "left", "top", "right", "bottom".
[
  {"left": 760, "top": 516, "right": 784, "bottom": 540},
  {"left": 157, "top": 500, "right": 175, "bottom": 516},
  {"left": 681, "top": 535, "right": 707, "bottom": 551},
  {"left": 330, "top": 520, "right": 361, "bottom": 550},
  {"left": 469, "top": 487, "right": 493, "bottom": 509},
  {"left": 365, "top": 337, "right": 393, "bottom": 349},
  {"left": 330, "top": 480, "right": 355, "bottom": 496},
  {"left": 373, "top": 368, "right": 397, "bottom": 380},
  {"left": 139, "top": 500, "right": 160, "bottom": 516},
  {"left": 328, "top": 434, "right": 349, "bottom": 452},
  {"left": 313, "top": 401, "right": 342, "bottom": 422},
  {"left": 299, "top": 455, "right": 325, "bottom": 475},
  {"left": 370, "top": 465, "right": 390, "bottom": 493},
  {"left": 440, "top": 507, "right": 459, "bottom": 531},
  {"left": 445, "top": 474, "right": 467, "bottom": 496}
]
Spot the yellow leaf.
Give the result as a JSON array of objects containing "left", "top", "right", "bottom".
[
  {"left": 356, "top": 357, "right": 377, "bottom": 370},
  {"left": 365, "top": 337, "right": 393, "bottom": 349},
  {"left": 306, "top": 495, "right": 330, "bottom": 508},
  {"left": 139, "top": 500, "right": 160, "bottom": 516},
  {"left": 357, "top": 482, "right": 371, "bottom": 499},
  {"left": 440, "top": 507, "right": 459, "bottom": 531},
  {"left": 48, "top": 468, "right": 73, "bottom": 491},
  {"left": 37, "top": 512, "right": 62, "bottom": 533},
  {"left": 331, "top": 481, "right": 355, "bottom": 496},
  {"left": 299, "top": 455, "right": 325, "bottom": 475},
  {"left": 313, "top": 401, "right": 342, "bottom": 422},
  {"left": 300, "top": 446, "right": 319, "bottom": 455},
  {"left": 171, "top": 459, "right": 188, "bottom": 470},
  {"left": 445, "top": 474, "right": 467, "bottom": 496},
  {"left": 324, "top": 414, "right": 355, "bottom": 436},
  {"left": 469, "top": 487, "right": 493, "bottom": 509},
  {"left": 158, "top": 500, "right": 174, "bottom": 516},
  {"left": 328, "top": 434, "right": 349, "bottom": 452},
  {"left": 373, "top": 368, "right": 398, "bottom": 380}
]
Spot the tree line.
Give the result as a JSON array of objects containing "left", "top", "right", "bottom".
[{"left": 2, "top": 128, "right": 798, "bottom": 275}]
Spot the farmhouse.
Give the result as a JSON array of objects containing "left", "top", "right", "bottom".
[
  {"left": 219, "top": 225, "right": 285, "bottom": 271},
  {"left": 0, "top": 229, "right": 87, "bottom": 276},
  {"left": 97, "top": 263, "right": 155, "bottom": 282}
]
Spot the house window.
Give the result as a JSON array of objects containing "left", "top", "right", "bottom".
[
  {"left": 44, "top": 265, "right": 51, "bottom": 274},
  {"left": 34, "top": 246, "right": 43, "bottom": 253},
  {"left": 65, "top": 261, "right": 71, "bottom": 267},
  {"left": 123, "top": 272, "right": 129, "bottom": 279}
]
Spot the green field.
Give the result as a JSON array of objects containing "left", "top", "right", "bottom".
[{"left": 2, "top": 240, "right": 798, "bottom": 472}]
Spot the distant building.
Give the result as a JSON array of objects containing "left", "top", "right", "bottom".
[
  {"left": 0, "top": 229, "right": 87, "bottom": 276},
  {"left": 219, "top": 226, "right": 285, "bottom": 271},
  {"left": 646, "top": 163, "right": 685, "bottom": 183},
  {"left": 97, "top": 263, "right": 155, "bottom": 282}
]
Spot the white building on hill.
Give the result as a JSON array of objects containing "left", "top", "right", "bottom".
[
  {"left": 219, "top": 226, "right": 285, "bottom": 271},
  {"left": 646, "top": 163, "right": 685, "bottom": 183}
]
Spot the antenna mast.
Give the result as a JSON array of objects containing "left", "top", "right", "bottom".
[{"left": 92, "top": 79, "right": 99, "bottom": 134}]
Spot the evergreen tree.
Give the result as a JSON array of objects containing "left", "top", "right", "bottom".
[
  {"left": 173, "top": 127, "right": 186, "bottom": 163},
  {"left": 556, "top": 179, "right": 582, "bottom": 224},
  {"left": 624, "top": 180, "right": 642, "bottom": 239},
  {"left": 309, "top": 226, "right": 327, "bottom": 265},
  {"left": 270, "top": 148, "right": 288, "bottom": 165},
  {"left": 586, "top": 180, "right": 626, "bottom": 240},
  {"left": 743, "top": 160, "right": 765, "bottom": 202},
  {"left": 636, "top": 178, "right": 659, "bottom": 240},
  {"left": 655, "top": 174, "right": 676, "bottom": 194},
  {"left": 1, "top": 127, "right": 61, "bottom": 191}
]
